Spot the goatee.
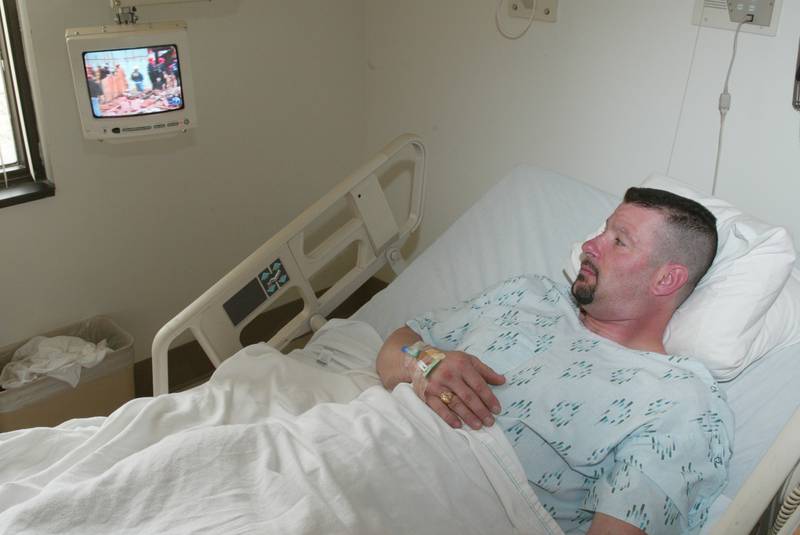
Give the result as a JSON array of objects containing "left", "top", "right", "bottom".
[{"left": 571, "top": 277, "right": 595, "bottom": 305}]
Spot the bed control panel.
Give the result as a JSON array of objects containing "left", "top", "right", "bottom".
[
  {"left": 222, "top": 259, "right": 290, "bottom": 326},
  {"left": 259, "top": 259, "right": 289, "bottom": 297}
]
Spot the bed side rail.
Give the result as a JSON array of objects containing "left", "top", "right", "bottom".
[
  {"left": 151, "top": 134, "right": 426, "bottom": 395},
  {"left": 709, "top": 407, "right": 800, "bottom": 535}
]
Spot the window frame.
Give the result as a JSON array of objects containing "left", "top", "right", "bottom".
[{"left": 0, "top": 0, "right": 53, "bottom": 209}]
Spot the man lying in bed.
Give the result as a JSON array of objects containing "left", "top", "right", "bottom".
[{"left": 376, "top": 187, "right": 732, "bottom": 535}]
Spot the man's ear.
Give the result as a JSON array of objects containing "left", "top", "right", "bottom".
[{"left": 652, "top": 264, "right": 689, "bottom": 297}]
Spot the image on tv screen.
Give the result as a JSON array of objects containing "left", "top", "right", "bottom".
[{"left": 83, "top": 44, "right": 184, "bottom": 118}]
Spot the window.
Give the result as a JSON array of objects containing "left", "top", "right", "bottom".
[{"left": 0, "top": 0, "right": 53, "bottom": 208}]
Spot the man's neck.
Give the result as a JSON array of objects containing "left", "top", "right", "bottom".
[{"left": 578, "top": 310, "right": 667, "bottom": 354}]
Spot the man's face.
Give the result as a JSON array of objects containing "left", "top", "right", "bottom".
[{"left": 571, "top": 203, "right": 665, "bottom": 319}]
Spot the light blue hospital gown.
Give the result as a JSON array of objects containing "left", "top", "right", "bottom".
[{"left": 407, "top": 274, "right": 733, "bottom": 535}]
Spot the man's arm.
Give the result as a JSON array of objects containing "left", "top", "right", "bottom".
[
  {"left": 376, "top": 326, "right": 422, "bottom": 391},
  {"left": 587, "top": 513, "right": 646, "bottom": 535},
  {"left": 376, "top": 326, "right": 505, "bottom": 429}
]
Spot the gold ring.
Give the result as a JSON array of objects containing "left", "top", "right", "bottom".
[{"left": 439, "top": 391, "right": 454, "bottom": 405}]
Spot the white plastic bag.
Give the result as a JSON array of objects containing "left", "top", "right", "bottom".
[{"left": 0, "top": 336, "right": 108, "bottom": 389}]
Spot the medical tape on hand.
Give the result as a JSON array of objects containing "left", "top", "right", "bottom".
[{"left": 402, "top": 342, "right": 446, "bottom": 399}]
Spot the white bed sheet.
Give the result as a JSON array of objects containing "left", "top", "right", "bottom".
[
  {"left": 0, "top": 321, "right": 562, "bottom": 534},
  {"left": 352, "top": 165, "right": 800, "bottom": 526}
]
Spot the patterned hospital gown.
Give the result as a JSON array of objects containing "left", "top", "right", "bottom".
[{"left": 407, "top": 274, "right": 733, "bottom": 535}]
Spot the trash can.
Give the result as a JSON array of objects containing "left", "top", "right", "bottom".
[{"left": 0, "top": 316, "right": 134, "bottom": 432}]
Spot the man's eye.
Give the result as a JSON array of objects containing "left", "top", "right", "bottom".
[{"left": 614, "top": 237, "right": 625, "bottom": 246}]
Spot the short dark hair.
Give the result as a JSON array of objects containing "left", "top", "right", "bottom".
[{"left": 623, "top": 187, "right": 718, "bottom": 298}]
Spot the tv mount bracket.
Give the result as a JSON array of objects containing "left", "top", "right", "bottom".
[{"left": 113, "top": 4, "right": 138, "bottom": 25}]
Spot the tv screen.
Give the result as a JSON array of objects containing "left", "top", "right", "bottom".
[{"left": 82, "top": 44, "right": 184, "bottom": 118}]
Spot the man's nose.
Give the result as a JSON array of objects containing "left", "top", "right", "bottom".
[{"left": 582, "top": 235, "right": 600, "bottom": 258}]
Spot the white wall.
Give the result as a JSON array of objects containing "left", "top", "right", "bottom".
[
  {"left": 4, "top": 0, "right": 799, "bottom": 362},
  {"left": 0, "top": 0, "right": 366, "bottom": 359},
  {"left": 364, "top": 0, "right": 800, "bottom": 257}
]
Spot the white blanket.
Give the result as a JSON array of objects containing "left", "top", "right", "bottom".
[{"left": 0, "top": 323, "right": 562, "bottom": 535}]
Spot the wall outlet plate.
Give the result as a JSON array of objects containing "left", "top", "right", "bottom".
[
  {"left": 508, "top": 0, "right": 557, "bottom": 23},
  {"left": 727, "top": 0, "right": 774, "bottom": 25},
  {"left": 692, "top": 0, "right": 781, "bottom": 36}
]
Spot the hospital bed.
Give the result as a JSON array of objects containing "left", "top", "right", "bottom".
[{"left": 2, "top": 134, "right": 799, "bottom": 534}]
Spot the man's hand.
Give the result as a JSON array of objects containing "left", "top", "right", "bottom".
[
  {"left": 375, "top": 326, "right": 505, "bottom": 430},
  {"left": 417, "top": 351, "right": 506, "bottom": 430}
]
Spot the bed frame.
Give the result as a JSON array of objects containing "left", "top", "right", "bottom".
[
  {"left": 151, "top": 133, "right": 800, "bottom": 535},
  {"left": 151, "top": 134, "right": 426, "bottom": 397},
  {"left": 711, "top": 411, "right": 800, "bottom": 535}
]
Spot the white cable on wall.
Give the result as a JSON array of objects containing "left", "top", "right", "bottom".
[
  {"left": 712, "top": 17, "right": 751, "bottom": 195},
  {"left": 666, "top": 3, "right": 705, "bottom": 177},
  {"left": 495, "top": 0, "right": 537, "bottom": 40}
]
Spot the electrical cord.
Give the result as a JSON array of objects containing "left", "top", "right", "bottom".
[
  {"left": 667, "top": 2, "right": 706, "bottom": 176},
  {"left": 667, "top": 2, "right": 705, "bottom": 177},
  {"left": 712, "top": 16, "right": 752, "bottom": 195},
  {"left": 770, "top": 483, "right": 800, "bottom": 535},
  {"left": 495, "top": 0, "right": 537, "bottom": 40}
]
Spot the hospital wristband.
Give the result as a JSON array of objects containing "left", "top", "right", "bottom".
[
  {"left": 416, "top": 347, "right": 446, "bottom": 377},
  {"left": 402, "top": 342, "right": 446, "bottom": 377}
]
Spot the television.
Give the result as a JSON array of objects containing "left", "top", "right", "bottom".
[{"left": 66, "top": 21, "right": 197, "bottom": 142}]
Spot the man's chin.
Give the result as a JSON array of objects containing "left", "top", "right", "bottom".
[{"left": 571, "top": 281, "right": 595, "bottom": 305}]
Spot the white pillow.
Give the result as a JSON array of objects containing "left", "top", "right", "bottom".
[
  {"left": 565, "top": 174, "right": 797, "bottom": 381},
  {"left": 753, "top": 268, "right": 800, "bottom": 357}
]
